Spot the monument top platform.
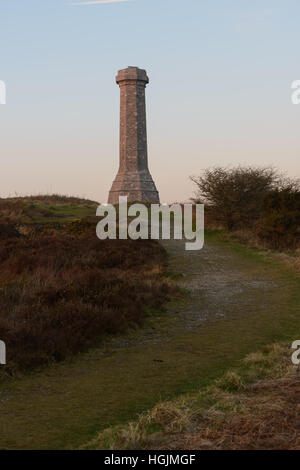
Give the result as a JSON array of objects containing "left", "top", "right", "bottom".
[{"left": 116, "top": 66, "right": 149, "bottom": 84}]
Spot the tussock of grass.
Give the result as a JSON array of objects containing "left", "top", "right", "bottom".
[
  {"left": 215, "top": 371, "right": 245, "bottom": 392},
  {"left": 82, "top": 399, "right": 193, "bottom": 450},
  {"left": 81, "top": 342, "right": 299, "bottom": 450}
]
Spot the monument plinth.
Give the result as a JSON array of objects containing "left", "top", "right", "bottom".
[{"left": 108, "top": 66, "right": 160, "bottom": 204}]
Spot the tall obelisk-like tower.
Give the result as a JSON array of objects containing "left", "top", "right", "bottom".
[{"left": 108, "top": 67, "right": 160, "bottom": 204}]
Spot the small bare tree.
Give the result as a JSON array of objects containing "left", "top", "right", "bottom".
[{"left": 190, "top": 166, "right": 280, "bottom": 230}]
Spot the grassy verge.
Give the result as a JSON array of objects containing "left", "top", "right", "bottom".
[
  {"left": 205, "top": 227, "right": 300, "bottom": 272},
  {"left": 81, "top": 343, "right": 299, "bottom": 450},
  {"left": 0, "top": 195, "right": 98, "bottom": 224}
]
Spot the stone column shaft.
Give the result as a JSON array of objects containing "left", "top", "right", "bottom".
[{"left": 108, "top": 67, "right": 160, "bottom": 204}]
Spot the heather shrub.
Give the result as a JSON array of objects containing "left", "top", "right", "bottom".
[{"left": 0, "top": 231, "right": 170, "bottom": 374}]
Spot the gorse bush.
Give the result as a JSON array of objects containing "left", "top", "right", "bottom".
[
  {"left": 258, "top": 188, "right": 300, "bottom": 249},
  {"left": 0, "top": 228, "right": 171, "bottom": 374},
  {"left": 191, "top": 166, "right": 300, "bottom": 250},
  {"left": 191, "top": 166, "right": 279, "bottom": 230}
]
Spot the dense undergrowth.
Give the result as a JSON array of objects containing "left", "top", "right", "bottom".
[
  {"left": 0, "top": 204, "right": 172, "bottom": 376},
  {"left": 192, "top": 166, "right": 300, "bottom": 251}
]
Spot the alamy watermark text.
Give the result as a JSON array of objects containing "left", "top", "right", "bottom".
[
  {"left": 0, "top": 340, "right": 6, "bottom": 365},
  {"left": 291, "top": 80, "right": 300, "bottom": 104},
  {"left": 291, "top": 340, "right": 300, "bottom": 365},
  {"left": 96, "top": 197, "right": 204, "bottom": 251},
  {"left": 0, "top": 80, "right": 6, "bottom": 104}
]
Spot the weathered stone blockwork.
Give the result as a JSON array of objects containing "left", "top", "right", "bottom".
[{"left": 108, "top": 67, "right": 160, "bottom": 204}]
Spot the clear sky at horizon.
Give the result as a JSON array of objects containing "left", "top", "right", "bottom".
[{"left": 0, "top": 0, "right": 299, "bottom": 203}]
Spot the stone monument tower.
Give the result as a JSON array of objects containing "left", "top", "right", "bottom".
[{"left": 108, "top": 67, "right": 160, "bottom": 204}]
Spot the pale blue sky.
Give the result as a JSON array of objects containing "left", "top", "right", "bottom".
[{"left": 0, "top": 0, "right": 299, "bottom": 202}]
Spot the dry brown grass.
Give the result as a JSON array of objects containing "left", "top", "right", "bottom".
[
  {"left": 164, "top": 373, "right": 300, "bottom": 450},
  {"left": 158, "top": 344, "right": 300, "bottom": 450},
  {"left": 82, "top": 343, "right": 300, "bottom": 450}
]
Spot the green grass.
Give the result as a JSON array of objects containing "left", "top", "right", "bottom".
[
  {"left": 0, "top": 195, "right": 99, "bottom": 224},
  {"left": 24, "top": 202, "right": 97, "bottom": 223}
]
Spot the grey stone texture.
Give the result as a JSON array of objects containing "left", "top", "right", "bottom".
[{"left": 108, "top": 67, "right": 160, "bottom": 204}]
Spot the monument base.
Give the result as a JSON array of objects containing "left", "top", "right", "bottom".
[{"left": 108, "top": 170, "right": 160, "bottom": 204}]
